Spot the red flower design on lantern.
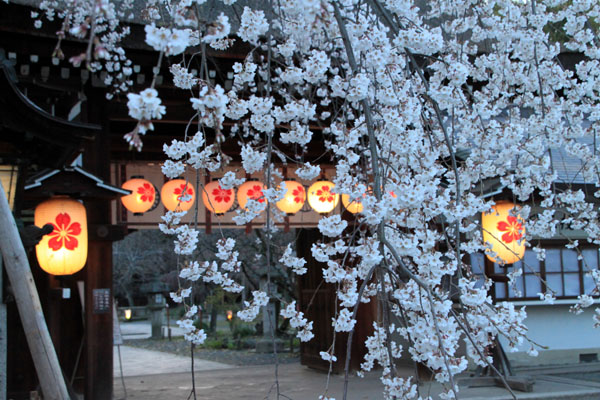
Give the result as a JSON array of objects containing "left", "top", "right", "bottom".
[
  {"left": 316, "top": 185, "right": 334, "bottom": 203},
  {"left": 47, "top": 213, "right": 81, "bottom": 251},
  {"left": 137, "top": 183, "right": 155, "bottom": 202},
  {"left": 174, "top": 183, "right": 194, "bottom": 203},
  {"left": 497, "top": 215, "right": 523, "bottom": 243},
  {"left": 212, "top": 185, "right": 232, "bottom": 203},
  {"left": 292, "top": 186, "right": 305, "bottom": 204},
  {"left": 247, "top": 185, "right": 265, "bottom": 203}
]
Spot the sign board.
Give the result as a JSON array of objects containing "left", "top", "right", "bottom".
[{"left": 93, "top": 288, "right": 110, "bottom": 314}]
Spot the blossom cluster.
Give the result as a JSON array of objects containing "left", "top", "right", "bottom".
[
  {"left": 33, "top": 0, "right": 600, "bottom": 397},
  {"left": 280, "top": 301, "right": 314, "bottom": 342}
]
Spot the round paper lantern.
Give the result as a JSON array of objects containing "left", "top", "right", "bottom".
[
  {"left": 202, "top": 181, "right": 235, "bottom": 215},
  {"left": 276, "top": 180, "right": 305, "bottom": 215},
  {"left": 341, "top": 193, "right": 363, "bottom": 214},
  {"left": 482, "top": 201, "right": 526, "bottom": 264},
  {"left": 35, "top": 196, "right": 87, "bottom": 275},
  {"left": 237, "top": 181, "right": 266, "bottom": 211},
  {"left": 307, "top": 180, "right": 339, "bottom": 214},
  {"left": 161, "top": 179, "right": 196, "bottom": 212},
  {"left": 121, "top": 178, "right": 156, "bottom": 214}
]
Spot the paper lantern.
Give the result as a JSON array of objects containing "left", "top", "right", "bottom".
[
  {"left": 35, "top": 196, "right": 87, "bottom": 275},
  {"left": 342, "top": 188, "right": 395, "bottom": 213},
  {"left": 202, "top": 181, "right": 235, "bottom": 215},
  {"left": 276, "top": 180, "right": 305, "bottom": 215},
  {"left": 121, "top": 178, "right": 156, "bottom": 214},
  {"left": 124, "top": 309, "right": 132, "bottom": 320},
  {"left": 161, "top": 179, "right": 196, "bottom": 211},
  {"left": 482, "top": 201, "right": 526, "bottom": 264},
  {"left": 307, "top": 180, "right": 339, "bottom": 214},
  {"left": 341, "top": 193, "right": 363, "bottom": 214},
  {"left": 237, "top": 181, "right": 266, "bottom": 211}
]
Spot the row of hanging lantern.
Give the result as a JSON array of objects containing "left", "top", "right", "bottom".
[
  {"left": 31, "top": 189, "right": 525, "bottom": 276},
  {"left": 119, "top": 178, "right": 527, "bottom": 265},
  {"left": 119, "top": 177, "right": 367, "bottom": 216}
]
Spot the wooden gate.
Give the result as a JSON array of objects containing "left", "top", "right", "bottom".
[{"left": 296, "top": 228, "right": 376, "bottom": 373}]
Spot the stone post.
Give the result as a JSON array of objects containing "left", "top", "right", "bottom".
[{"left": 255, "top": 277, "right": 283, "bottom": 353}]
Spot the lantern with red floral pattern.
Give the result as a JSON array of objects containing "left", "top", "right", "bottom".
[
  {"left": 307, "top": 180, "right": 339, "bottom": 214},
  {"left": 482, "top": 201, "right": 526, "bottom": 264},
  {"left": 161, "top": 179, "right": 196, "bottom": 212},
  {"left": 276, "top": 180, "right": 305, "bottom": 215},
  {"left": 121, "top": 177, "right": 156, "bottom": 214},
  {"left": 202, "top": 181, "right": 235, "bottom": 215},
  {"left": 237, "top": 181, "right": 266, "bottom": 211},
  {"left": 35, "top": 196, "right": 88, "bottom": 275}
]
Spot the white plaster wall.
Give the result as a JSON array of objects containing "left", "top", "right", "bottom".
[{"left": 499, "top": 301, "right": 600, "bottom": 366}]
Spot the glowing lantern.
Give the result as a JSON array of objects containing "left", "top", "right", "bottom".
[
  {"left": 35, "top": 196, "right": 88, "bottom": 275},
  {"left": 276, "top": 180, "right": 305, "bottom": 215},
  {"left": 121, "top": 177, "right": 156, "bottom": 214},
  {"left": 226, "top": 310, "right": 233, "bottom": 321},
  {"left": 342, "top": 187, "right": 395, "bottom": 213},
  {"left": 202, "top": 181, "right": 235, "bottom": 215},
  {"left": 342, "top": 193, "right": 363, "bottom": 214},
  {"left": 161, "top": 179, "right": 196, "bottom": 211},
  {"left": 307, "top": 180, "right": 339, "bottom": 214},
  {"left": 482, "top": 201, "right": 526, "bottom": 264},
  {"left": 237, "top": 181, "right": 266, "bottom": 211},
  {"left": 124, "top": 309, "right": 132, "bottom": 320}
]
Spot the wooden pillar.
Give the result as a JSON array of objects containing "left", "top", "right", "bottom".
[
  {"left": 84, "top": 235, "right": 113, "bottom": 400},
  {"left": 82, "top": 88, "right": 113, "bottom": 400}
]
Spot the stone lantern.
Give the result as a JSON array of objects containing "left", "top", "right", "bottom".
[{"left": 140, "top": 279, "right": 169, "bottom": 339}]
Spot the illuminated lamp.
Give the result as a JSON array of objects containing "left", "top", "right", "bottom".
[
  {"left": 121, "top": 177, "right": 156, "bottom": 214},
  {"left": 161, "top": 179, "right": 196, "bottom": 211},
  {"left": 482, "top": 200, "right": 526, "bottom": 264},
  {"left": 202, "top": 181, "right": 235, "bottom": 215},
  {"left": 276, "top": 180, "right": 305, "bottom": 215},
  {"left": 237, "top": 180, "right": 266, "bottom": 211},
  {"left": 341, "top": 193, "right": 363, "bottom": 214},
  {"left": 124, "top": 309, "right": 132, "bottom": 320},
  {"left": 226, "top": 310, "right": 233, "bottom": 321},
  {"left": 35, "top": 196, "right": 88, "bottom": 275},
  {"left": 307, "top": 180, "right": 339, "bottom": 214}
]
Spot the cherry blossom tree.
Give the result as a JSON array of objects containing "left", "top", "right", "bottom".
[{"left": 28, "top": 0, "right": 600, "bottom": 398}]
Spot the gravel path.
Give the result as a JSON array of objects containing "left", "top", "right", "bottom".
[{"left": 124, "top": 338, "right": 300, "bottom": 366}]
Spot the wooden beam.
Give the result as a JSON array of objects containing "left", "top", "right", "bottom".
[{"left": 0, "top": 181, "right": 69, "bottom": 400}]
